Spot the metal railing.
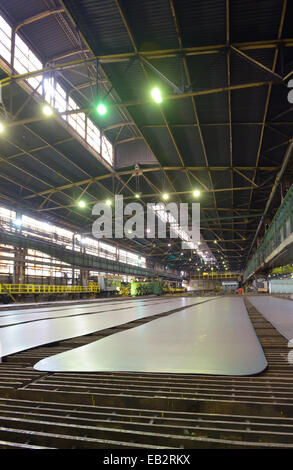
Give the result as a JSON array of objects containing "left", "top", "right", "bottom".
[
  {"left": 0, "top": 284, "right": 100, "bottom": 295},
  {"left": 190, "top": 272, "right": 240, "bottom": 280}
]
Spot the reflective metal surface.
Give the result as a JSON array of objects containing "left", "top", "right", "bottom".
[
  {"left": 0, "top": 298, "right": 175, "bottom": 327},
  {"left": 35, "top": 297, "right": 267, "bottom": 376},
  {"left": 249, "top": 296, "right": 293, "bottom": 340},
  {"left": 0, "top": 297, "right": 208, "bottom": 357},
  {"left": 0, "top": 297, "right": 159, "bottom": 318}
]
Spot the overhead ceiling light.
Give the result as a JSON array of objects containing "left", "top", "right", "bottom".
[
  {"left": 214, "top": 240, "right": 217, "bottom": 244},
  {"left": 42, "top": 104, "right": 53, "bottom": 116},
  {"left": 105, "top": 199, "right": 112, "bottom": 206},
  {"left": 151, "top": 87, "right": 162, "bottom": 104},
  {"left": 96, "top": 103, "right": 107, "bottom": 115},
  {"left": 14, "top": 218, "right": 22, "bottom": 227},
  {"left": 0, "top": 122, "right": 5, "bottom": 133},
  {"left": 135, "top": 193, "right": 140, "bottom": 199},
  {"left": 162, "top": 193, "right": 169, "bottom": 200},
  {"left": 78, "top": 200, "right": 86, "bottom": 208},
  {"left": 193, "top": 189, "right": 200, "bottom": 198},
  {"left": 168, "top": 243, "right": 171, "bottom": 247}
]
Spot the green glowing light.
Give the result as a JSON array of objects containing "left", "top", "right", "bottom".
[
  {"left": 151, "top": 88, "right": 163, "bottom": 104},
  {"left": 96, "top": 103, "right": 107, "bottom": 115}
]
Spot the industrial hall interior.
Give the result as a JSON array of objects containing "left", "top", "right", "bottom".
[{"left": 0, "top": 0, "right": 292, "bottom": 451}]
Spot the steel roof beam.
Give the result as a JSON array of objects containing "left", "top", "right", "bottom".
[
  {"left": 170, "top": 0, "right": 224, "bottom": 253},
  {"left": 230, "top": 46, "right": 284, "bottom": 82},
  {"left": 140, "top": 56, "right": 183, "bottom": 95},
  {"left": 22, "top": 166, "right": 279, "bottom": 201},
  {"left": 32, "top": 186, "right": 269, "bottom": 213},
  {"left": 15, "top": 9, "right": 65, "bottom": 32},
  {"left": 247, "top": 0, "right": 287, "bottom": 210}
]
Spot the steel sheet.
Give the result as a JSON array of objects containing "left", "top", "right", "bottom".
[
  {"left": 0, "top": 297, "right": 158, "bottom": 318},
  {"left": 0, "top": 297, "right": 210, "bottom": 357},
  {"left": 0, "top": 298, "right": 176, "bottom": 327},
  {"left": 35, "top": 297, "right": 267, "bottom": 376},
  {"left": 249, "top": 296, "right": 293, "bottom": 340}
]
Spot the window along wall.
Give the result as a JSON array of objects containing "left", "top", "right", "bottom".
[
  {"left": 0, "top": 12, "right": 113, "bottom": 167},
  {"left": 0, "top": 205, "right": 146, "bottom": 283},
  {"left": 0, "top": 15, "right": 11, "bottom": 64},
  {"left": 14, "top": 33, "right": 43, "bottom": 90}
]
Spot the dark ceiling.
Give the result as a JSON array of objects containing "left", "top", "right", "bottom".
[{"left": 0, "top": 0, "right": 292, "bottom": 273}]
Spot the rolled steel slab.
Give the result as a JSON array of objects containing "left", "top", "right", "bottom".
[
  {"left": 0, "top": 296, "right": 163, "bottom": 318},
  {"left": 249, "top": 296, "right": 293, "bottom": 340},
  {"left": 0, "top": 296, "right": 156, "bottom": 311},
  {"left": 0, "top": 297, "right": 212, "bottom": 357},
  {"left": 0, "top": 298, "right": 178, "bottom": 327},
  {"left": 35, "top": 297, "right": 267, "bottom": 376}
]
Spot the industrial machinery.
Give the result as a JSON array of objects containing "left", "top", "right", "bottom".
[
  {"left": 97, "top": 275, "right": 131, "bottom": 296},
  {"left": 163, "top": 280, "right": 187, "bottom": 295},
  {"left": 130, "top": 280, "right": 164, "bottom": 296}
]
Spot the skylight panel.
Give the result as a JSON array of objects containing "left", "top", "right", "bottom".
[{"left": 0, "top": 15, "right": 11, "bottom": 64}]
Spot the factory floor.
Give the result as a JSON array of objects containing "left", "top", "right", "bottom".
[{"left": 0, "top": 295, "right": 292, "bottom": 448}]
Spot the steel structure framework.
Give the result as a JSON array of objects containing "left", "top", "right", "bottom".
[{"left": 0, "top": 0, "right": 292, "bottom": 274}]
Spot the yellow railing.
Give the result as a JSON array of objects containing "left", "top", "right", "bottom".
[
  {"left": 190, "top": 272, "right": 240, "bottom": 280},
  {"left": 0, "top": 284, "right": 100, "bottom": 295}
]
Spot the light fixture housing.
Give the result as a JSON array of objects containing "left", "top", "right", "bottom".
[
  {"left": 42, "top": 104, "right": 53, "bottom": 116},
  {"left": 96, "top": 103, "right": 107, "bottom": 115},
  {"left": 151, "top": 87, "right": 163, "bottom": 103}
]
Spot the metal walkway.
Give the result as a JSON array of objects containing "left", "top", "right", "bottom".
[
  {"left": 0, "top": 231, "right": 176, "bottom": 279},
  {"left": 244, "top": 183, "right": 293, "bottom": 281}
]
